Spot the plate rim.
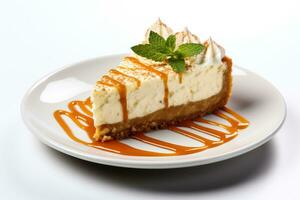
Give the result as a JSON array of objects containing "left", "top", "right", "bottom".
[{"left": 21, "top": 54, "right": 287, "bottom": 169}]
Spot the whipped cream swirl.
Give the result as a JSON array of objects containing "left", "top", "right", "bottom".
[
  {"left": 137, "top": 19, "right": 225, "bottom": 66},
  {"left": 202, "top": 37, "right": 225, "bottom": 65},
  {"left": 144, "top": 18, "right": 173, "bottom": 42},
  {"left": 175, "top": 28, "right": 203, "bottom": 65},
  {"left": 175, "top": 27, "right": 200, "bottom": 48}
]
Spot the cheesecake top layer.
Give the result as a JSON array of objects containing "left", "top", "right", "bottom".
[{"left": 91, "top": 19, "right": 228, "bottom": 126}]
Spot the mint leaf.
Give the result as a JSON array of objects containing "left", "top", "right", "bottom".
[
  {"left": 148, "top": 31, "right": 171, "bottom": 54},
  {"left": 149, "top": 31, "right": 166, "bottom": 47},
  {"left": 131, "top": 30, "right": 206, "bottom": 73},
  {"left": 168, "top": 58, "right": 185, "bottom": 73},
  {"left": 152, "top": 45, "right": 171, "bottom": 54},
  {"left": 166, "top": 35, "right": 176, "bottom": 51},
  {"left": 131, "top": 44, "right": 167, "bottom": 62},
  {"left": 176, "top": 43, "right": 204, "bottom": 57}
]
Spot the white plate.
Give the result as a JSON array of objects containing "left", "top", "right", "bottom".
[{"left": 21, "top": 54, "right": 286, "bottom": 169}]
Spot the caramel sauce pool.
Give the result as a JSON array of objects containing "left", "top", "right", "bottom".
[{"left": 54, "top": 98, "right": 249, "bottom": 157}]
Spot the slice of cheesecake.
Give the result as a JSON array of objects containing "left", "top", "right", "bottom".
[{"left": 91, "top": 19, "right": 232, "bottom": 141}]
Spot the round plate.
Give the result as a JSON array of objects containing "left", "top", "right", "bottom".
[{"left": 21, "top": 54, "right": 286, "bottom": 169}]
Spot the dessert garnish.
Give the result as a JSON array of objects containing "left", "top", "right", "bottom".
[{"left": 131, "top": 31, "right": 204, "bottom": 73}]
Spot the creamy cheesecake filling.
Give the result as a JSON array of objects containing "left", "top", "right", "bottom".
[
  {"left": 92, "top": 60, "right": 226, "bottom": 126},
  {"left": 91, "top": 19, "right": 227, "bottom": 128}
]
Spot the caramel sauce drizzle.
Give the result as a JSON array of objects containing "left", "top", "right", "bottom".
[
  {"left": 96, "top": 68, "right": 141, "bottom": 122},
  {"left": 110, "top": 69, "right": 141, "bottom": 87},
  {"left": 125, "top": 56, "right": 169, "bottom": 108},
  {"left": 97, "top": 75, "right": 128, "bottom": 122},
  {"left": 54, "top": 98, "right": 249, "bottom": 157},
  {"left": 178, "top": 73, "right": 183, "bottom": 83}
]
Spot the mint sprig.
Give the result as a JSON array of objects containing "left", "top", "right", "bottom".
[{"left": 131, "top": 31, "right": 204, "bottom": 73}]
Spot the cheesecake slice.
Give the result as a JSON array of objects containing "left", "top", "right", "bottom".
[{"left": 91, "top": 19, "right": 232, "bottom": 141}]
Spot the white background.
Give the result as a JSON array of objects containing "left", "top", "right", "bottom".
[{"left": 0, "top": 0, "right": 300, "bottom": 199}]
